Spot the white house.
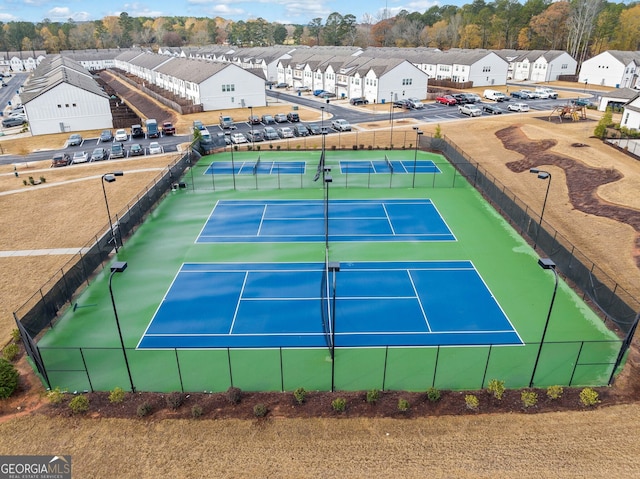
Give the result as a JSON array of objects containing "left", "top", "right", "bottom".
[
  {"left": 620, "top": 94, "right": 640, "bottom": 131},
  {"left": 61, "top": 48, "right": 143, "bottom": 71},
  {"left": 496, "top": 49, "right": 577, "bottom": 82},
  {"left": 579, "top": 51, "right": 640, "bottom": 89},
  {"left": 437, "top": 49, "right": 509, "bottom": 86},
  {"left": 0, "top": 50, "right": 46, "bottom": 73},
  {"left": 20, "top": 55, "right": 112, "bottom": 135},
  {"left": 596, "top": 87, "right": 638, "bottom": 111}
]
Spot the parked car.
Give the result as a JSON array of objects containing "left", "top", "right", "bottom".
[
  {"left": 246, "top": 131, "right": 264, "bottom": 142},
  {"left": 313, "top": 89, "right": 326, "bottom": 96},
  {"left": 193, "top": 120, "right": 205, "bottom": 131},
  {"left": 463, "top": 93, "right": 482, "bottom": 103},
  {"left": 148, "top": 142, "right": 163, "bottom": 155},
  {"left": 287, "top": 112, "right": 300, "bottom": 122},
  {"left": 100, "top": 130, "right": 113, "bottom": 142},
  {"left": 161, "top": 122, "right": 175, "bottom": 135},
  {"left": 331, "top": 119, "right": 351, "bottom": 131},
  {"left": 350, "top": 97, "right": 368, "bottom": 105},
  {"left": 451, "top": 94, "right": 471, "bottom": 104},
  {"left": 520, "top": 89, "right": 540, "bottom": 99},
  {"left": 91, "top": 147, "right": 108, "bottom": 161},
  {"left": 1, "top": 116, "right": 26, "bottom": 127},
  {"left": 295, "top": 85, "right": 310, "bottom": 92},
  {"left": 129, "top": 143, "right": 144, "bottom": 156},
  {"left": 293, "top": 124, "right": 310, "bottom": 137},
  {"left": 261, "top": 115, "right": 275, "bottom": 125},
  {"left": 110, "top": 143, "right": 125, "bottom": 158},
  {"left": 436, "top": 95, "right": 457, "bottom": 106},
  {"left": 277, "top": 127, "right": 294, "bottom": 139},
  {"left": 51, "top": 153, "right": 71, "bottom": 168},
  {"left": 114, "top": 129, "right": 128, "bottom": 142},
  {"left": 274, "top": 113, "right": 288, "bottom": 123},
  {"left": 275, "top": 82, "right": 289, "bottom": 88},
  {"left": 393, "top": 99, "right": 410, "bottom": 108},
  {"left": 458, "top": 104, "right": 482, "bottom": 117},
  {"left": 230, "top": 132, "right": 248, "bottom": 144},
  {"left": 484, "top": 89, "right": 509, "bottom": 101},
  {"left": 263, "top": 126, "right": 279, "bottom": 140},
  {"left": 510, "top": 90, "right": 532, "bottom": 100},
  {"left": 67, "top": 134, "right": 83, "bottom": 146},
  {"left": 535, "top": 87, "right": 558, "bottom": 99},
  {"left": 219, "top": 115, "right": 236, "bottom": 129},
  {"left": 571, "top": 98, "right": 592, "bottom": 106},
  {"left": 248, "top": 115, "right": 261, "bottom": 125},
  {"left": 318, "top": 91, "right": 336, "bottom": 99},
  {"left": 482, "top": 104, "right": 504, "bottom": 115},
  {"left": 407, "top": 97, "right": 425, "bottom": 109},
  {"left": 307, "top": 124, "right": 322, "bottom": 135},
  {"left": 508, "top": 102, "right": 530, "bottom": 112},
  {"left": 131, "top": 124, "right": 144, "bottom": 138},
  {"left": 72, "top": 151, "right": 89, "bottom": 164}
]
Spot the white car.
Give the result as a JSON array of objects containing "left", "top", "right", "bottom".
[
  {"left": 148, "top": 142, "right": 163, "bottom": 155},
  {"left": 114, "top": 129, "right": 128, "bottom": 142},
  {"left": 72, "top": 151, "right": 89, "bottom": 164},
  {"left": 331, "top": 119, "right": 351, "bottom": 131},
  {"left": 508, "top": 102, "right": 530, "bottom": 112},
  {"left": 277, "top": 127, "right": 294, "bottom": 139},
  {"left": 458, "top": 104, "right": 482, "bottom": 117},
  {"left": 230, "top": 132, "right": 247, "bottom": 144}
]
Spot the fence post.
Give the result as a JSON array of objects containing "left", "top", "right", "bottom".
[
  {"left": 481, "top": 345, "right": 492, "bottom": 388},
  {"left": 382, "top": 346, "right": 389, "bottom": 391},
  {"left": 279, "top": 347, "right": 284, "bottom": 392},
  {"left": 568, "top": 341, "right": 585, "bottom": 386},
  {"left": 432, "top": 345, "right": 440, "bottom": 388},
  {"left": 227, "top": 348, "right": 233, "bottom": 388},
  {"left": 175, "top": 348, "right": 184, "bottom": 393},
  {"left": 79, "top": 348, "right": 94, "bottom": 393}
]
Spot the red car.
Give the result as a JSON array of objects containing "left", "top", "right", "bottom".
[
  {"left": 162, "top": 121, "right": 176, "bottom": 135},
  {"left": 436, "top": 95, "right": 457, "bottom": 106}
]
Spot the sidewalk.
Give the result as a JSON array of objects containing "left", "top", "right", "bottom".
[{"left": 0, "top": 248, "right": 91, "bottom": 257}]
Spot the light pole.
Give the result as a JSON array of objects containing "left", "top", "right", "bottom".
[
  {"left": 389, "top": 91, "right": 394, "bottom": 147},
  {"left": 230, "top": 144, "right": 236, "bottom": 190},
  {"left": 108, "top": 261, "right": 135, "bottom": 392},
  {"left": 101, "top": 172, "right": 124, "bottom": 253},
  {"left": 412, "top": 127, "right": 423, "bottom": 188},
  {"left": 324, "top": 169, "right": 332, "bottom": 250},
  {"left": 529, "top": 168, "right": 551, "bottom": 250},
  {"left": 530, "top": 257, "right": 558, "bottom": 387},
  {"left": 248, "top": 106, "right": 255, "bottom": 149}
]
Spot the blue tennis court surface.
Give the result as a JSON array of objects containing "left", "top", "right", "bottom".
[
  {"left": 196, "top": 199, "right": 455, "bottom": 243},
  {"left": 137, "top": 261, "right": 522, "bottom": 349},
  {"left": 340, "top": 159, "right": 441, "bottom": 174},
  {"left": 205, "top": 161, "right": 305, "bottom": 175}
]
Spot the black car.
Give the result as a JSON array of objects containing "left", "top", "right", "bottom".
[
  {"left": 261, "top": 115, "right": 275, "bottom": 125},
  {"left": 287, "top": 112, "right": 300, "bottom": 122},
  {"left": 129, "top": 143, "right": 144, "bottom": 156},
  {"left": 248, "top": 115, "right": 261, "bottom": 125},
  {"left": 451, "top": 94, "right": 470, "bottom": 104},
  {"left": 510, "top": 90, "right": 531, "bottom": 100},
  {"left": 293, "top": 124, "right": 310, "bottom": 137},
  {"left": 100, "top": 130, "right": 113, "bottom": 142},
  {"left": 350, "top": 97, "right": 368, "bottom": 105},
  {"left": 131, "top": 124, "right": 144, "bottom": 138},
  {"left": 393, "top": 99, "right": 410, "bottom": 108},
  {"left": 307, "top": 124, "right": 322, "bottom": 135},
  {"left": 482, "top": 104, "right": 504, "bottom": 115}
]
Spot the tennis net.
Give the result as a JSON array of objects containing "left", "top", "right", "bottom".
[
  {"left": 385, "top": 154, "right": 394, "bottom": 173},
  {"left": 252, "top": 155, "right": 261, "bottom": 175},
  {"left": 319, "top": 248, "right": 333, "bottom": 352}
]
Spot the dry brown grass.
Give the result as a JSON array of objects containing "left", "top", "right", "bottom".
[{"left": 1, "top": 104, "right": 640, "bottom": 477}]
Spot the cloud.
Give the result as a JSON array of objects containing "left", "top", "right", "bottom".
[
  {"left": 46, "top": 7, "right": 92, "bottom": 21},
  {"left": 0, "top": 12, "right": 18, "bottom": 21}
]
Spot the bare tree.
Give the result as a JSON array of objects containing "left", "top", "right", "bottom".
[{"left": 567, "top": 0, "right": 604, "bottom": 66}]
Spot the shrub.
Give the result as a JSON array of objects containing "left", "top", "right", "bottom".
[
  {"left": 28, "top": 176, "right": 34, "bottom": 185},
  {"left": 487, "top": 379, "right": 505, "bottom": 400},
  {"left": 39, "top": 176, "right": 46, "bottom": 184},
  {"left": 331, "top": 145, "right": 336, "bottom": 151},
  {"left": 191, "top": 405, "right": 203, "bottom": 418},
  {"left": 253, "top": 403, "right": 268, "bottom": 417},
  {"left": 69, "top": 394, "right": 89, "bottom": 414},
  {"left": 256, "top": 145, "right": 261, "bottom": 151},
  {"left": 2, "top": 343, "right": 19, "bottom": 362},
  {"left": 366, "top": 389, "right": 380, "bottom": 404},
  {"left": 352, "top": 145, "right": 358, "bottom": 150},
  {"left": 367, "top": 145, "right": 373, "bottom": 150},
  {"left": 331, "top": 397, "right": 347, "bottom": 412},
  {"left": 579, "top": 387, "right": 600, "bottom": 407},
  {"left": 108, "top": 387, "right": 125, "bottom": 404},
  {"left": 426, "top": 387, "right": 441, "bottom": 402},
  {"left": 0, "top": 358, "right": 19, "bottom": 399},
  {"left": 11, "top": 329, "right": 21, "bottom": 343},
  {"left": 165, "top": 392, "right": 184, "bottom": 410},
  {"left": 397, "top": 398, "right": 410, "bottom": 412},
  {"left": 359, "top": 144, "right": 364, "bottom": 150},
  {"left": 226, "top": 386, "right": 242, "bottom": 405},
  {"left": 546, "top": 385, "right": 564, "bottom": 400},
  {"left": 269, "top": 144, "right": 273, "bottom": 149},
  {"left": 434, "top": 124, "right": 442, "bottom": 139},
  {"left": 137, "top": 402, "right": 153, "bottom": 417},
  {"left": 46, "top": 387, "right": 66, "bottom": 405},
  {"left": 293, "top": 387, "right": 307, "bottom": 404},
  {"left": 276, "top": 145, "right": 281, "bottom": 151},
  {"left": 465, "top": 394, "right": 479, "bottom": 411},
  {"left": 521, "top": 391, "right": 538, "bottom": 408}
]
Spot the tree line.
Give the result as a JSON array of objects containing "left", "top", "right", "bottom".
[{"left": 1, "top": 1, "right": 638, "bottom": 65}]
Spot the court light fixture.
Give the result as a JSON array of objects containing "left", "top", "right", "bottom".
[
  {"left": 529, "top": 168, "right": 551, "bottom": 249},
  {"left": 529, "top": 257, "right": 558, "bottom": 387}
]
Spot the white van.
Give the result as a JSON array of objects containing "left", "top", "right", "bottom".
[{"left": 484, "top": 89, "right": 508, "bottom": 102}]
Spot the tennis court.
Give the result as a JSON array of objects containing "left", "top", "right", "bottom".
[{"left": 34, "top": 149, "right": 622, "bottom": 392}]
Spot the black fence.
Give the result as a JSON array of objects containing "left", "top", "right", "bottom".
[{"left": 13, "top": 135, "right": 640, "bottom": 390}]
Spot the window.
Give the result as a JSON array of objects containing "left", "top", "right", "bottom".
[
  {"left": 562, "top": 64, "right": 568, "bottom": 69},
  {"left": 401, "top": 78, "right": 413, "bottom": 85},
  {"left": 222, "top": 84, "right": 235, "bottom": 92},
  {"left": 482, "top": 66, "right": 491, "bottom": 72}
]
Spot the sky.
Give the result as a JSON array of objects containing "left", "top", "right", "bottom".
[{"left": 0, "top": 0, "right": 445, "bottom": 25}]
